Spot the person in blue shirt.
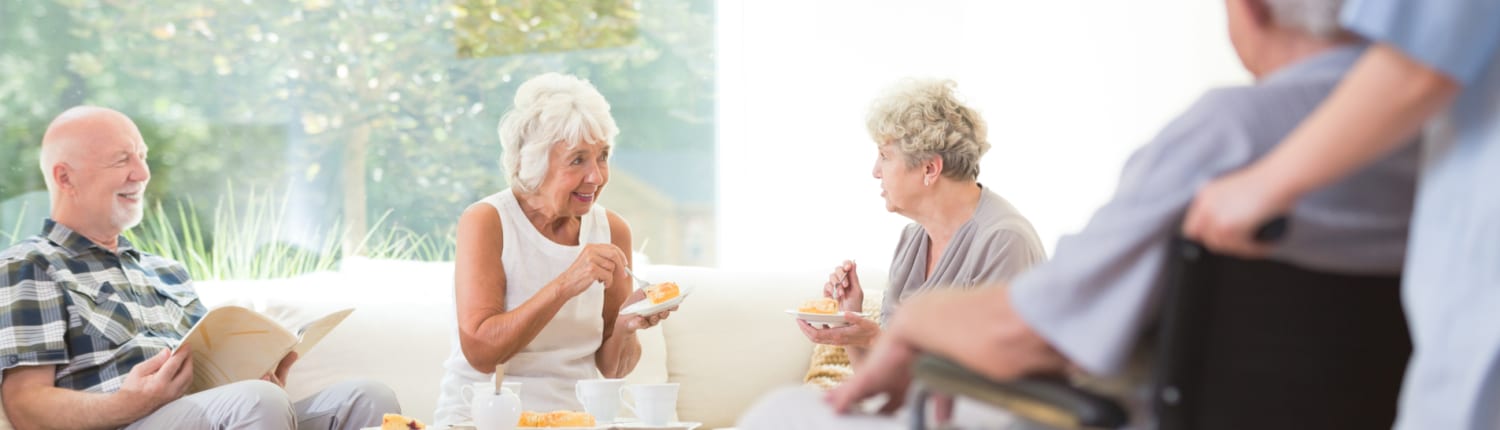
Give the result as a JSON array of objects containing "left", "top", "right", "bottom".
[
  {"left": 740, "top": 0, "right": 1421, "bottom": 428},
  {"left": 1184, "top": 0, "right": 1500, "bottom": 429}
]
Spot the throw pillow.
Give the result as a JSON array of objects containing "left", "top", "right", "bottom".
[{"left": 802, "top": 294, "right": 882, "bottom": 389}]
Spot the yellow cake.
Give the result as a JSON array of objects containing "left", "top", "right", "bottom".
[
  {"left": 645, "top": 282, "right": 681, "bottom": 304},
  {"left": 799, "top": 297, "right": 839, "bottom": 314},
  {"left": 518, "top": 410, "right": 596, "bottom": 427},
  {"left": 381, "top": 413, "right": 426, "bottom": 430}
]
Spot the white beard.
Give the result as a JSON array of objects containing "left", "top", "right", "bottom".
[{"left": 113, "top": 204, "right": 144, "bottom": 231}]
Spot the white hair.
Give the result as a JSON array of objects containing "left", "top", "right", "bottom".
[
  {"left": 1264, "top": 0, "right": 1345, "bottom": 38},
  {"left": 497, "top": 73, "right": 619, "bottom": 192}
]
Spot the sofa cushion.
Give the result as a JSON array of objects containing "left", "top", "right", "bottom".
[
  {"left": 197, "top": 264, "right": 455, "bottom": 422},
  {"left": 801, "top": 293, "right": 885, "bottom": 390},
  {"left": 802, "top": 344, "right": 853, "bottom": 390}
]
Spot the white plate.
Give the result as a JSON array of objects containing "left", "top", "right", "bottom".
[
  {"left": 454, "top": 424, "right": 607, "bottom": 430},
  {"left": 785, "top": 309, "right": 851, "bottom": 328},
  {"left": 621, "top": 284, "right": 692, "bottom": 316},
  {"left": 611, "top": 421, "right": 703, "bottom": 430},
  {"left": 445, "top": 422, "right": 608, "bottom": 430}
]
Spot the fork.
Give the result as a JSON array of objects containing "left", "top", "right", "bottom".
[{"left": 623, "top": 266, "right": 652, "bottom": 290}]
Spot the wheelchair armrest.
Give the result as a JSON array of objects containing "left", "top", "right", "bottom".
[{"left": 913, "top": 353, "right": 1128, "bottom": 429}]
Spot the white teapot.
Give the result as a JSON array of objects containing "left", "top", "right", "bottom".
[{"left": 464, "top": 381, "right": 522, "bottom": 430}]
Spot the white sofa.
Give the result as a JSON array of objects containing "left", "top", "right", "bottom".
[{"left": 112, "top": 258, "right": 883, "bottom": 430}]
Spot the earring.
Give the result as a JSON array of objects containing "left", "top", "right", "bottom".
[{"left": 923, "top": 178, "right": 931, "bottom": 186}]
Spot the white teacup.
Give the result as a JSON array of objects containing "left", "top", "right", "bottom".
[
  {"left": 462, "top": 382, "right": 522, "bottom": 430},
  {"left": 575, "top": 378, "right": 627, "bottom": 423},
  {"left": 622, "top": 383, "right": 679, "bottom": 426}
]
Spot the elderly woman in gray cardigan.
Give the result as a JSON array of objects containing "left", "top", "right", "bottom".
[{"left": 798, "top": 78, "right": 1047, "bottom": 372}]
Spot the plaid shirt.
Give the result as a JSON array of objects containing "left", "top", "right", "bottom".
[{"left": 0, "top": 219, "right": 205, "bottom": 393}]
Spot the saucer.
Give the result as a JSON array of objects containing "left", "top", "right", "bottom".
[{"left": 611, "top": 421, "right": 702, "bottom": 430}]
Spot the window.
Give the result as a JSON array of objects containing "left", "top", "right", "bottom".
[{"left": 0, "top": 0, "right": 717, "bottom": 278}]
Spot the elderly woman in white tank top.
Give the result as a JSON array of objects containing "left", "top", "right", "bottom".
[{"left": 434, "top": 73, "right": 677, "bottom": 426}]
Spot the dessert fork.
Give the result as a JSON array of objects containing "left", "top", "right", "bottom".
[{"left": 624, "top": 266, "right": 652, "bottom": 290}]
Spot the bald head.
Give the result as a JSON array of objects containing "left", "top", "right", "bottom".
[
  {"left": 40, "top": 106, "right": 144, "bottom": 191},
  {"left": 38, "top": 106, "right": 152, "bottom": 244}
]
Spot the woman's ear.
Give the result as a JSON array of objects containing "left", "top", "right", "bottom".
[{"left": 924, "top": 156, "right": 944, "bottom": 186}]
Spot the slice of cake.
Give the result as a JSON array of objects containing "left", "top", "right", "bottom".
[
  {"left": 544, "top": 410, "right": 597, "bottom": 427},
  {"left": 381, "top": 413, "right": 426, "bottom": 430},
  {"left": 518, "top": 410, "right": 596, "bottom": 427},
  {"left": 799, "top": 297, "right": 839, "bottom": 314},
  {"left": 519, "top": 411, "right": 545, "bottom": 427},
  {"left": 645, "top": 281, "right": 681, "bottom": 304}
]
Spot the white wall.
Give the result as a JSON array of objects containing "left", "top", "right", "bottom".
[{"left": 715, "top": 0, "right": 1251, "bottom": 271}]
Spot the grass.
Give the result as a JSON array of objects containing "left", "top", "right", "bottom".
[
  {"left": 1, "top": 200, "right": 31, "bottom": 246},
  {"left": 2, "top": 188, "right": 455, "bottom": 280}
]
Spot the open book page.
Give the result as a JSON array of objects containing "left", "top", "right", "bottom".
[{"left": 175, "top": 306, "right": 354, "bottom": 393}]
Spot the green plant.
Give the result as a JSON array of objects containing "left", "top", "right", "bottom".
[
  {"left": 1, "top": 200, "right": 33, "bottom": 246},
  {"left": 120, "top": 187, "right": 455, "bottom": 280},
  {"left": 0, "top": 185, "right": 450, "bottom": 279}
]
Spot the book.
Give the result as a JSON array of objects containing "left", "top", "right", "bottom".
[{"left": 173, "top": 305, "right": 355, "bottom": 393}]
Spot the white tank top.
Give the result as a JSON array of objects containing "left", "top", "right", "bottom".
[{"left": 434, "top": 189, "right": 610, "bottom": 425}]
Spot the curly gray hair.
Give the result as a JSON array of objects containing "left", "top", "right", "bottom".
[{"left": 865, "top": 78, "right": 989, "bottom": 181}]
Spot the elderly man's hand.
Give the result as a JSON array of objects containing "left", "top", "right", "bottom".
[
  {"left": 796, "top": 312, "right": 879, "bottom": 348},
  {"left": 118, "top": 348, "right": 195, "bottom": 413},
  {"left": 1183, "top": 165, "right": 1296, "bottom": 257},
  {"left": 261, "top": 351, "right": 298, "bottom": 388},
  {"left": 897, "top": 286, "right": 1071, "bottom": 381},
  {"left": 825, "top": 332, "right": 918, "bottom": 415}
]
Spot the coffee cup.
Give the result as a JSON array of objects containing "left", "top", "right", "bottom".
[
  {"left": 621, "top": 383, "right": 679, "bottom": 426},
  {"left": 575, "top": 378, "right": 627, "bottom": 423}
]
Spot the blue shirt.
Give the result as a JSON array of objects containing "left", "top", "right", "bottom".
[
  {"left": 1341, "top": 1, "right": 1500, "bottom": 429},
  {"left": 1009, "top": 44, "right": 1418, "bottom": 376},
  {"left": 0, "top": 219, "right": 205, "bottom": 393}
]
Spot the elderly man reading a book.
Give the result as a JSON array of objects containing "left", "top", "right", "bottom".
[{"left": 0, "top": 106, "right": 399, "bottom": 430}]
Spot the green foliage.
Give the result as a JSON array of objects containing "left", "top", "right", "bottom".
[
  {"left": 0, "top": 186, "right": 452, "bottom": 280},
  {"left": 0, "top": 0, "right": 715, "bottom": 266},
  {"left": 454, "top": 0, "right": 641, "bottom": 58},
  {"left": 122, "top": 187, "right": 454, "bottom": 280}
]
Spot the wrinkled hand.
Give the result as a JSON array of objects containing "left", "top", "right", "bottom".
[
  {"left": 932, "top": 393, "right": 955, "bottom": 425},
  {"left": 796, "top": 312, "right": 879, "bottom": 348},
  {"left": 620, "top": 306, "right": 677, "bottom": 332},
  {"left": 823, "top": 260, "right": 863, "bottom": 312},
  {"left": 557, "top": 244, "right": 627, "bottom": 298},
  {"left": 897, "top": 286, "right": 1070, "bottom": 381},
  {"left": 825, "top": 333, "right": 918, "bottom": 415},
  {"left": 1183, "top": 166, "right": 1296, "bottom": 257},
  {"left": 119, "top": 347, "right": 194, "bottom": 413},
  {"left": 260, "top": 351, "right": 298, "bottom": 388},
  {"left": 618, "top": 288, "right": 678, "bottom": 332}
]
